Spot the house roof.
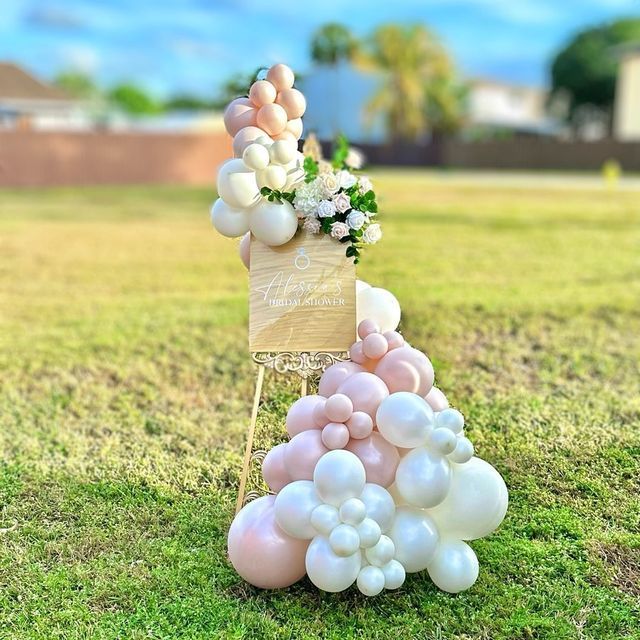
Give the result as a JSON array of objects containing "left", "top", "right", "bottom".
[{"left": 0, "top": 62, "right": 70, "bottom": 101}]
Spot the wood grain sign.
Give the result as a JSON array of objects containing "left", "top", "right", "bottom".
[{"left": 249, "top": 232, "right": 356, "bottom": 353}]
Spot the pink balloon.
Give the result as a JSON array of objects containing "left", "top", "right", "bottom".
[
  {"left": 239, "top": 232, "right": 251, "bottom": 269},
  {"left": 224, "top": 98, "right": 257, "bottom": 137},
  {"left": 337, "top": 372, "right": 389, "bottom": 421},
  {"left": 375, "top": 346, "right": 434, "bottom": 397},
  {"left": 228, "top": 495, "right": 308, "bottom": 588},
  {"left": 425, "top": 386, "right": 449, "bottom": 412},
  {"left": 325, "top": 394, "right": 353, "bottom": 423},
  {"left": 262, "top": 443, "right": 291, "bottom": 492},
  {"left": 283, "top": 430, "right": 329, "bottom": 480},
  {"left": 256, "top": 103, "right": 287, "bottom": 136},
  {"left": 384, "top": 331, "right": 405, "bottom": 350},
  {"left": 273, "top": 130, "right": 298, "bottom": 145},
  {"left": 312, "top": 401, "right": 329, "bottom": 428},
  {"left": 267, "top": 64, "right": 295, "bottom": 91},
  {"left": 286, "top": 395, "right": 325, "bottom": 438},
  {"left": 346, "top": 432, "right": 400, "bottom": 487},
  {"left": 232, "top": 126, "right": 271, "bottom": 157},
  {"left": 346, "top": 411, "right": 373, "bottom": 439},
  {"left": 321, "top": 422, "right": 350, "bottom": 450},
  {"left": 249, "top": 80, "right": 276, "bottom": 107},
  {"left": 318, "top": 361, "right": 365, "bottom": 397},
  {"left": 349, "top": 342, "right": 377, "bottom": 371},
  {"left": 276, "top": 88, "right": 306, "bottom": 119},
  {"left": 363, "top": 333, "right": 388, "bottom": 360},
  {"left": 358, "top": 319, "right": 380, "bottom": 339}
]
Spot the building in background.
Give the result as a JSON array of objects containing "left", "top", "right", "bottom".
[{"left": 614, "top": 45, "right": 640, "bottom": 141}]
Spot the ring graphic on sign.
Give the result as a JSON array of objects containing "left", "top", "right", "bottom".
[{"left": 294, "top": 248, "right": 310, "bottom": 270}]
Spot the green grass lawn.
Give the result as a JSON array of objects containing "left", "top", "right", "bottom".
[{"left": 1, "top": 172, "right": 639, "bottom": 639}]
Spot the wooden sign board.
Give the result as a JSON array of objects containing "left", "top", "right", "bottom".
[{"left": 249, "top": 232, "right": 356, "bottom": 353}]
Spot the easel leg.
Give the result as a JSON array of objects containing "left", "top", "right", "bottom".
[
  {"left": 300, "top": 376, "right": 308, "bottom": 397},
  {"left": 235, "top": 365, "right": 265, "bottom": 514}
]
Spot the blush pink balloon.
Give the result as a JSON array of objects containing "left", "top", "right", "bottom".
[
  {"left": 286, "top": 395, "right": 325, "bottom": 438},
  {"left": 325, "top": 394, "right": 353, "bottom": 423},
  {"left": 321, "top": 422, "right": 350, "bottom": 450},
  {"left": 425, "top": 386, "right": 450, "bottom": 412},
  {"left": 363, "top": 333, "right": 388, "bottom": 360},
  {"left": 312, "top": 400, "right": 329, "bottom": 428},
  {"left": 256, "top": 103, "right": 287, "bottom": 136},
  {"left": 337, "top": 372, "right": 389, "bottom": 421},
  {"left": 345, "top": 432, "right": 400, "bottom": 488},
  {"left": 318, "top": 361, "right": 365, "bottom": 397},
  {"left": 249, "top": 80, "right": 276, "bottom": 107},
  {"left": 349, "top": 342, "right": 377, "bottom": 371},
  {"left": 262, "top": 443, "right": 291, "bottom": 492},
  {"left": 224, "top": 98, "right": 257, "bottom": 136},
  {"left": 276, "top": 88, "right": 306, "bottom": 119},
  {"left": 266, "top": 64, "right": 295, "bottom": 91},
  {"left": 384, "top": 331, "right": 405, "bottom": 350},
  {"left": 228, "top": 495, "right": 308, "bottom": 588},
  {"left": 358, "top": 319, "right": 380, "bottom": 339},
  {"left": 374, "top": 346, "right": 434, "bottom": 397},
  {"left": 346, "top": 411, "right": 373, "bottom": 439},
  {"left": 283, "top": 430, "right": 329, "bottom": 480},
  {"left": 239, "top": 232, "right": 251, "bottom": 269}
]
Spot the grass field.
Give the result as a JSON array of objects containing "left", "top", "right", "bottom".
[{"left": 1, "top": 171, "right": 639, "bottom": 639}]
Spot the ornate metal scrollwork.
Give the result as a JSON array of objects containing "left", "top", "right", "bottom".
[{"left": 251, "top": 351, "right": 349, "bottom": 378}]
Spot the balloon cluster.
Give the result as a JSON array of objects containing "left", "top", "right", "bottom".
[
  {"left": 211, "top": 64, "right": 307, "bottom": 247},
  {"left": 228, "top": 285, "right": 508, "bottom": 595}
]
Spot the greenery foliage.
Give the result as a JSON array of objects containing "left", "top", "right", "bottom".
[{"left": 310, "top": 23, "right": 359, "bottom": 65}]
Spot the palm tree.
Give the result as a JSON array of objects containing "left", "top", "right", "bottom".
[
  {"left": 310, "top": 23, "right": 357, "bottom": 65},
  {"left": 364, "top": 24, "right": 462, "bottom": 142}
]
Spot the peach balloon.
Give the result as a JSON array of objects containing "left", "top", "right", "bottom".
[
  {"left": 285, "top": 118, "right": 304, "bottom": 139},
  {"left": 425, "top": 386, "right": 449, "bottom": 412},
  {"left": 273, "top": 130, "right": 299, "bottom": 145},
  {"left": 284, "top": 430, "right": 329, "bottom": 480},
  {"left": 375, "top": 346, "right": 434, "bottom": 397},
  {"left": 224, "top": 97, "right": 257, "bottom": 136},
  {"left": 267, "top": 63, "right": 295, "bottom": 91},
  {"left": 337, "top": 372, "right": 389, "bottom": 421},
  {"left": 346, "top": 433, "right": 400, "bottom": 488},
  {"left": 318, "top": 361, "right": 365, "bottom": 397},
  {"left": 262, "top": 443, "right": 291, "bottom": 492},
  {"left": 239, "top": 232, "right": 251, "bottom": 269},
  {"left": 286, "top": 395, "right": 325, "bottom": 438},
  {"left": 249, "top": 80, "right": 277, "bottom": 107},
  {"left": 228, "top": 495, "right": 308, "bottom": 588},
  {"left": 232, "top": 126, "right": 273, "bottom": 157},
  {"left": 256, "top": 103, "right": 288, "bottom": 136},
  {"left": 276, "top": 88, "right": 306, "bottom": 119}
]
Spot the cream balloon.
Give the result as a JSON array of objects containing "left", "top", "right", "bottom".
[
  {"left": 242, "top": 143, "right": 270, "bottom": 171},
  {"left": 266, "top": 63, "right": 295, "bottom": 91},
  {"left": 357, "top": 565, "right": 385, "bottom": 596},
  {"left": 305, "top": 536, "right": 361, "bottom": 592},
  {"left": 210, "top": 198, "right": 250, "bottom": 238},
  {"left": 426, "top": 456, "right": 508, "bottom": 540},
  {"left": 274, "top": 480, "right": 321, "bottom": 539},
  {"left": 216, "top": 159, "right": 260, "bottom": 209},
  {"left": 256, "top": 165, "right": 287, "bottom": 190},
  {"left": 238, "top": 231, "right": 251, "bottom": 269},
  {"left": 376, "top": 392, "right": 435, "bottom": 448},
  {"left": 269, "top": 139, "right": 297, "bottom": 165},
  {"left": 313, "top": 450, "right": 366, "bottom": 508},
  {"left": 356, "top": 279, "right": 372, "bottom": 295},
  {"left": 285, "top": 117, "right": 304, "bottom": 139},
  {"left": 388, "top": 506, "right": 439, "bottom": 573},
  {"left": 395, "top": 447, "right": 452, "bottom": 509},
  {"left": 250, "top": 199, "right": 298, "bottom": 246},
  {"left": 427, "top": 539, "right": 479, "bottom": 593},
  {"left": 233, "top": 126, "right": 273, "bottom": 157},
  {"left": 359, "top": 483, "right": 395, "bottom": 532},
  {"left": 357, "top": 287, "right": 401, "bottom": 333},
  {"left": 382, "top": 559, "right": 406, "bottom": 589}
]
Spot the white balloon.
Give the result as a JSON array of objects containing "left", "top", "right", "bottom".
[
  {"left": 250, "top": 199, "right": 298, "bottom": 247},
  {"left": 395, "top": 447, "right": 451, "bottom": 509},
  {"left": 217, "top": 159, "right": 260, "bottom": 209},
  {"left": 359, "top": 483, "right": 395, "bottom": 533},
  {"left": 357, "top": 565, "right": 385, "bottom": 596},
  {"left": 449, "top": 436, "right": 474, "bottom": 464},
  {"left": 256, "top": 165, "right": 287, "bottom": 190},
  {"left": 376, "top": 392, "right": 435, "bottom": 448},
  {"left": 210, "top": 198, "right": 250, "bottom": 238},
  {"left": 313, "top": 450, "right": 366, "bottom": 507},
  {"left": 381, "top": 559, "right": 406, "bottom": 590},
  {"left": 329, "top": 524, "right": 360, "bottom": 557},
  {"left": 283, "top": 151, "right": 305, "bottom": 190},
  {"left": 232, "top": 126, "right": 272, "bottom": 157},
  {"left": 388, "top": 506, "right": 439, "bottom": 573},
  {"left": 310, "top": 504, "right": 340, "bottom": 536},
  {"left": 364, "top": 535, "right": 395, "bottom": 567},
  {"left": 242, "top": 143, "right": 270, "bottom": 171},
  {"left": 427, "top": 427, "right": 457, "bottom": 455},
  {"left": 269, "top": 139, "right": 297, "bottom": 165},
  {"left": 357, "top": 287, "right": 401, "bottom": 333},
  {"left": 339, "top": 498, "right": 366, "bottom": 525},
  {"left": 305, "top": 536, "right": 361, "bottom": 592},
  {"left": 356, "top": 518, "right": 382, "bottom": 548},
  {"left": 436, "top": 408, "right": 464, "bottom": 434},
  {"left": 274, "top": 480, "right": 321, "bottom": 539},
  {"left": 355, "top": 279, "right": 371, "bottom": 296},
  {"left": 427, "top": 457, "right": 508, "bottom": 540},
  {"left": 427, "top": 539, "right": 479, "bottom": 593}
]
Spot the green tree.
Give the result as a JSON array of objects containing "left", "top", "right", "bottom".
[
  {"left": 551, "top": 18, "right": 640, "bottom": 117},
  {"left": 53, "top": 71, "right": 99, "bottom": 99},
  {"left": 109, "top": 84, "right": 161, "bottom": 116},
  {"left": 364, "top": 23, "right": 461, "bottom": 142},
  {"left": 213, "top": 68, "right": 266, "bottom": 109},
  {"left": 310, "top": 23, "right": 358, "bottom": 65}
]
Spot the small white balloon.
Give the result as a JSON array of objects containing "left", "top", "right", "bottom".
[
  {"left": 210, "top": 198, "right": 250, "bottom": 238},
  {"left": 356, "top": 517, "right": 382, "bottom": 548},
  {"left": 357, "top": 286, "right": 401, "bottom": 333},
  {"left": 329, "top": 523, "right": 360, "bottom": 557},
  {"left": 359, "top": 483, "right": 396, "bottom": 533},
  {"left": 217, "top": 158, "right": 260, "bottom": 209},
  {"left": 449, "top": 436, "right": 475, "bottom": 463},
  {"left": 427, "top": 539, "right": 479, "bottom": 593},
  {"left": 242, "top": 143, "right": 270, "bottom": 171},
  {"left": 274, "top": 480, "right": 321, "bottom": 539},
  {"left": 314, "top": 450, "right": 366, "bottom": 508},
  {"left": 305, "top": 536, "right": 361, "bottom": 592},
  {"left": 310, "top": 504, "right": 340, "bottom": 536},
  {"left": 395, "top": 447, "right": 452, "bottom": 509},
  {"left": 381, "top": 559, "right": 406, "bottom": 590},
  {"left": 269, "top": 139, "right": 297, "bottom": 165},
  {"left": 389, "top": 506, "right": 439, "bottom": 573},
  {"left": 364, "top": 535, "right": 395, "bottom": 567},
  {"left": 357, "top": 565, "right": 385, "bottom": 596},
  {"left": 376, "top": 392, "right": 435, "bottom": 448},
  {"left": 428, "top": 428, "right": 457, "bottom": 455},
  {"left": 339, "top": 498, "right": 366, "bottom": 525},
  {"left": 356, "top": 279, "right": 372, "bottom": 296},
  {"left": 436, "top": 408, "right": 465, "bottom": 434},
  {"left": 256, "top": 164, "right": 287, "bottom": 190},
  {"left": 250, "top": 199, "right": 298, "bottom": 247}
]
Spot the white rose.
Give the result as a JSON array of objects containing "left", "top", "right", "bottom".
[
  {"left": 318, "top": 160, "right": 333, "bottom": 175},
  {"left": 303, "top": 217, "right": 321, "bottom": 234},
  {"left": 358, "top": 176, "right": 373, "bottom": 194},
  {"left": 337, "top": 170, "right": 357, "bottom": 190},
  {"left": 346, "top": 210, "right": 367, "bottom": 230},
  {"left": 345, "top": 148, "right": 364, "bottom": 169},
  {"left": 316, "top": 199, "right": 337, "bottom": 218},
  {"left": 363, "top": 223, "right": 382, "bottom": 244},
  {"left": 332, "top": 191, "right": 351, "bottom": 213},
  {"left": 321, "top": 172, "right": 340, "bottom": 196},
  {"left": 330, "top": 222, "right": 350, "bottom": 239}
]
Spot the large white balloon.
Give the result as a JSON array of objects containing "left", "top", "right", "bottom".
[
  {"left": 210, "top": 198, "right": 250, "bottom": 238},
  {"left": 359, "top": 483, "right": 396, "bottom": 533},
  {"left": 427, "top": 539, "right": 479, "bottom": 593},
  {"left": 274, "top": 480, "right": 321, "bottom": 539},
  {"left": 305, "top": 536, "right": 361, "bottom": 592},
  {"left": 427, "top": 457, "right": 508, "bottom": 540},
  {"left": 249, "top": 199, "right": 298, "bottom": 247},
  {"left": 389, "top": 506, "right": 439, "bottom": 573},
  {"left": 217, "top": 159, "right": 260, "bottom": 209},
  {"left": 313, "top": 450, "right": 366, "bottom": 507},
  {"left": 376, "top": 392, "right": 435, "bottom": 448},
  {"left": 357, "top": 287, "right": 401, "bottom": 333},
  {"left": 395, "top": 447, "right": 451, "bottom": 509}
]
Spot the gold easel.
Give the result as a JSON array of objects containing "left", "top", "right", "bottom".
[{"left": 235, "top": 351, "right": 348, "bottom": 514}]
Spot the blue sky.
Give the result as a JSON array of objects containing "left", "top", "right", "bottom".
[{"left": 1, "top": 0, "right": 638, "bottom": 98}]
